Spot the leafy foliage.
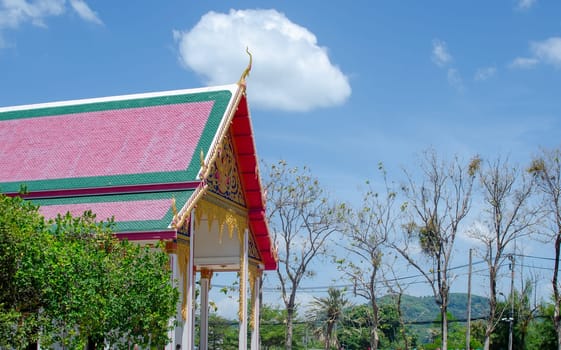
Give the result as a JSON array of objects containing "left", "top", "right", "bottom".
[
  {"left": 0, "top": 194, "right": 178, "bottom": 349},
  {"left": 207, "top": 313, "right": 239, "bottom": 350},
  {"left": 260, "top": 305, "right": 290, "bottom": 350},
  {"left": 307, "top": 288, "right": 351, "bottom": 350},
  {"left": 526, "top": 303, "right": 557, "bottom": 349}
]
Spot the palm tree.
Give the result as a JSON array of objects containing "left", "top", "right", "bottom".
[{"left": 307, "top": 287, "right": 351, "bottom": 350}]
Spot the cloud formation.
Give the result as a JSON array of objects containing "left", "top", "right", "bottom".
[
  {"left": 531, "top": 37, "right": 561, "bottom": 68},
  {"left": 474, "top": 66, "right": 497, "bottom": 81},
  {"left": 431, "top": 39, "right": 465, "bottom": 91},
  {"left": 0, "top": 0, "right": 65, "bottom": 29},
  {"left": 509, "top": 57, "right": 539, "bottom": 69},
  {"left": 510, "top": 37, "right": 561, "bottom": 69},
  {"left": 173, "top": 9, "right": 351, "bottom": 112},
  {"left": 69, "top": 0, "right": 102, "bottom": 25},
  {"left": 431, "top": 39, "right": 452, "bottom": 67},
  {"left": 517, "top": 0, "right": 536, "bottom": 10},
  {"left": 0, "top": 0, "right": 102, "bottom": 39},
  {"left": 447, "top": 68, "right": 464, "bottom": 92}
]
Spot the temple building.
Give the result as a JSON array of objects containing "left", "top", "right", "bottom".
[{"left": 0, "top": 76, "right": 277, "bottom": 349}]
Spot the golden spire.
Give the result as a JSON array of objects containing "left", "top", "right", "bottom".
[
  {"left": 171, "top": 197, "right": 178, "bottom": 218},
  {"left": 238, "top": 47, "right": 252, "bottom": 89}
]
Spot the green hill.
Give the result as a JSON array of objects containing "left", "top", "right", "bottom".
[{"left": 379, "top": 293, "right": 489, "bottom": 324}]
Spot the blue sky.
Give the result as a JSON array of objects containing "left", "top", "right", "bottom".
[{"left": 2, "top": 0, "right": 561, "bottom": 316}]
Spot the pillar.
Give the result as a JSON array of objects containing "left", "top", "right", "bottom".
[
  {"left": 238, "top": 228, "right": 249, "bottom": 350},
  {"left": 199, "top": 269, "right": 213, "bottom": 350},
  {"left": 165, "top": 242, "right": 183, "bottom": 350},
  {"left": 170, "top": 251, "right": 182, "bottom": 349},
  {"left": 182, "top": 213, "right": 195, "bottom": 350},
  {"left": 250, "top": 270, "right": 262, "bottom": 350}
]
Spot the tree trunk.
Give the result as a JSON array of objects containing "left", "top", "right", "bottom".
[
  {"left": 396, "top": 293, "right": 409, "bottom": 350},
  {"left": 370, "top": 326, "right": 379, "bottom": 350},
  {"left": 483, "top": 336, "right": 491, "bottom": 350},
  {"left": 483, "top": 258, "right": 498, "bottom": 350},
  {"left": 441, "top": 303, "right": 448, "bottom": 350},
  {"left": 557, "top": 325, "right": 561, "bottom": 350},
  {"left": 285, "top": 307, "right": 294, "bottom": 350},
  {"left": 370, "top": 300, "right": 379, "bottom": 350},
  {"left": 325, "top": 323, "right": 334, "bottom": 350},
  {"left": 554, "top": 233, "right": 561, "bottom": 350}
]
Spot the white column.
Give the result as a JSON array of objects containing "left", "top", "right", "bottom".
[
  {"left": 250, "top": 273, "right": 262, "bottom": 350},
  {"left": 190, "top": 264, "right": 196, "bottom": 350},
  {"left": 182, "top": 213, "right": 196, "bottom": 350},
  {"left": 199, "top": 269, "right": 212, "bottom": 350},
  {"left": 168, "top": 252, "right": 182, "bottom": 350},
  {"left": 238, "top": 228, "right": 249, "bottom": 350}
]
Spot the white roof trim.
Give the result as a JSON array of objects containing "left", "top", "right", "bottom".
[{"left": 0, "top": 84, "right": 239, "bottom": 113}]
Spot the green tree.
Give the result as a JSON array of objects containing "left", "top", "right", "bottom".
[
  {"left": 207, "top": 313, "right": 238, "bottom": 350},
  {"left": 307, "top": 287, "right": 351, "bottom": 350},
  {"left": 527, "top": 302, "right": 557, "bottom": 350},
  {"left": 490, "top": 287, "right": 536, "bottom": 350},
  {"left": 260, "top": 304, "right": 289, "bottom": 350},
  {"left": 0, "top": 194, "right": 48, "bottom": 348},
  {"left": 0, "top": 194, "right": 179, "bottom": 349},
  {"left": 338, "top": 305, "right": 371, "bottom": 350},
  {"left": 425, "top": 313, "right": 469, "bottom": 350}
]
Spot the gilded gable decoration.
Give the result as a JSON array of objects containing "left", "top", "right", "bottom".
[
  {"left": 194, "top": 198, "right": 247, "bottom": 243},
  {"left": 206, "top": 133, "right": 246, "bottom": 206},
  {"left": 248, "top": 231, "right": 261, "bottom": 261}
]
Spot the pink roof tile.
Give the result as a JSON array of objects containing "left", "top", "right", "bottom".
[
  {"left": 39, "top": 198, "right": 172, "bottom": 223},
  {"left": 0, "top": 101, "right": 213, "bottom": 183}
]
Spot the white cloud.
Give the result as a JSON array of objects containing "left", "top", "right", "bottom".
[
  {"left": 509, "top": 57, "right": 539, "bottom": 69},
  {"left": 174, "top": 9, "right": 351, "bottom": 112},
  {"left": 510, "top": 37, "right": 561, "bottom": 69},
  {"left": 69, "top": 0, "right": 102, "bottom": 25},
  {"left": 447, "top": 68, "right": 464, "bottom": 92},
  {"left": 474, "top": 66, "right": 497, "bottom": 81},
  {"left": 531, "top": 37, "right": 561, "bottom": 68},
  {"left": 431, "top": 39, "right": 452, "bottom": 67},
  {"left": 0, "top": 0, "right": 102, "bottom": 32},
  {"left": 0, "top": 0, "right": 65, "bottom": 29},
  {"left": 517, "top": 0, "right": 536, "bottom": 10}
]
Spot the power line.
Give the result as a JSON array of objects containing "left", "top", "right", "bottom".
[
  {"left": 213, "top": 255, "right": 556, "bottom": 294},
  {"left": 514, "top": 253, "right": 557, "bottom": 262}
]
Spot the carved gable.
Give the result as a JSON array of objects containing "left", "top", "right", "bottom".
[{"left": 206, "top": 132, "right": 246, "bottom": 207}]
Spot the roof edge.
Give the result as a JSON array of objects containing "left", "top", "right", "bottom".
[{"left": 0, "top": 84, "right": 240, "bottom": 113}]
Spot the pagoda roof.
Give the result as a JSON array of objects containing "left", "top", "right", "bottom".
[{"left": 0, "top": 84, "right": 276, "bottom": 270}]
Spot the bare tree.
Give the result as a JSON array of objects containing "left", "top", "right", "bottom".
[
  {"left": 338, "top": 164, "right": 403, "bottom": 350},
  {"left": 263, "top": 160, "right": 346, "bottom": 350},
  {"left": 392, "top": 150, "right": 479, "bottom": 350},
  {"left": 470, "top": 157, "right": 538, "bottom": 350},
  {"left": 529, "top": 148, "right": 561, "bottom": 350}
]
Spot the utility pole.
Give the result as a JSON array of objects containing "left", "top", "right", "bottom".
[
  {"left": 466, "top": 248, "right": 472, "bottom": 350},
  {"left": 508, "top": 254, "right": 515, "bottom": 350}
]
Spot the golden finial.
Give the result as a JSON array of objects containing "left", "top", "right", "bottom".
[
  {"left": 171, "top": 197, "right": 178, "bottom": 215},
  {"left": 171, "top": 197, "right": 178, "bottom": 227},
  {"left": 199, "top": 148, "right": 207, "bottom": 179},
  {"left": 238, "top": 47, "right": 252, "bottom": 89}
]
